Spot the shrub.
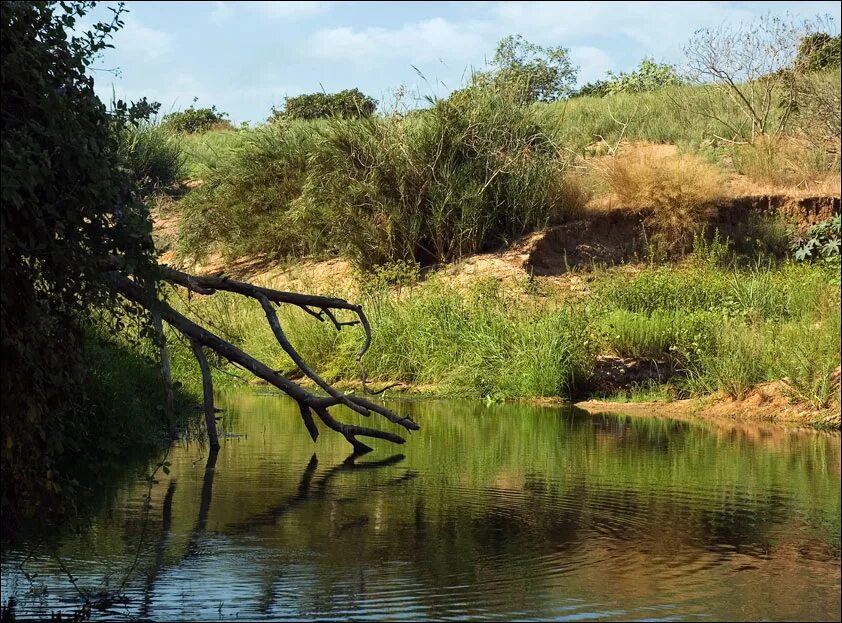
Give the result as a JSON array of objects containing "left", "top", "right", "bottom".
[
  {"left": 115, "top": 122, "right": 184, "bottom": 193},
  {"left": 474, "top": 35, "right": 578, "bottom": 103},
  {"left": 1, "top": 2, "right": 158, "bottom": 528},
  {"left": 177, "top": 122, "right": 319, "bottom": 263},
  {"left": 791, "top": 215, "right": 841, "bottom": 265},
  {"left": 598, "top": 149, "right": 723, "bottom": 253},
  {"left": 162, "top": 105, "right": 231, "bottom": 133},
  {"left": 305, "top": 85, "right": 581, "bottom": 268},
  {"left": 796, "top": 32, "right": 842, "bottom": 72},
  {"left": 271, "top": 89, "right": 377, "bottom": 121},
  {"left": 604, "top": 59, "right": 686, "bottom": 95}
]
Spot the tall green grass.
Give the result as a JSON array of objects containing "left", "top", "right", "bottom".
[
  {"left": 177, "top": 122, "right": 321, "bottom": 263},
  {"left": 116, "top": 122, "right": 185, "bottom": 193},
  {"left": 163, "top": 260, "right": 839, "bottom": 415},
  {"left": 304, "top": 90, "right": 582, "bottom": 268},
  {"left": 538, "top": 72, "right": 841, "bottom": 153}
]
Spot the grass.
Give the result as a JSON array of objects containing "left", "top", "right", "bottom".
[
  {"left": 177, "top": 121, "right": 319, "bottom": 264},
  {"left": 730, "top": 135, "right": 841, "bottom": 190},
  {"left": 116, "top": 122, "right": 185, "bottom": 193},
  {"left": 596, "top": 147, "right": 723, "bottom": 253},
  {"left": 175, "top": 87, "right": 587, "bottom": 269},
  {"left": 162, "top": 259, "right": 840, "bottom": 417}
]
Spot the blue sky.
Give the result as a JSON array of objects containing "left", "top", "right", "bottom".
[{"left": 89, "top": 1, "right": 841, "bottom": 124}]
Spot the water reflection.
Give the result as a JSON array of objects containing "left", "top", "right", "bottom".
[{"left": 2, "top": 394, "right": 840, "bottom": 621}]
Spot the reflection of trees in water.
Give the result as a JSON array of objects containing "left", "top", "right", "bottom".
[
  {"left": 136, "top": 450, "right": 413, "bottom": 616},
  {"left": 6, "top": 400, "right": 839, "bottom": 620}
]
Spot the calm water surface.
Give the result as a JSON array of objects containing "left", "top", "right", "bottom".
[{"left": 2, "top": 392, "right": 840, "bottom": 621}]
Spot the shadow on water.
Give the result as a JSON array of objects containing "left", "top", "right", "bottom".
[{"left": 1, "top": 392, "right": 839, "bottom": 621}]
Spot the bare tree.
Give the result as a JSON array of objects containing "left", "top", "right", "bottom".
[
  {"left": 684, "top": 13, "right": 831, "bottom": 142},
  {"left": 107, "top": 264, "right": 419, "bottom": 454}
]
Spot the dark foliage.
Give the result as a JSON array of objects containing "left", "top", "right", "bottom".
[{"left": 1, "top": 1, "right": 157, "bottom": 532}]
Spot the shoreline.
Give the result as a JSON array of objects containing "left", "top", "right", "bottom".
[{"left": 264, "top": 377, "right": 841, "bottom": 430}]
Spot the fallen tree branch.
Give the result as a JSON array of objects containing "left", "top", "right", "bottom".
[{"left": 107, "top": 270, "right": 418, "bottom": 453}]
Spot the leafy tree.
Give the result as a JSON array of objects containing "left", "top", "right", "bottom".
[
  {"left": 162, "top": 104, "right": 231, "bottom": 133},
  {"left": 1, "top": 3, "right": 415, "bottom": 534},
  {"left": 1, "top": 0, "right": 157, "bottom": 526},
  {"left": 603, "top": 59, "right": 685, "bottom": 95},
  {"left": 480, "top": 35, "right": 578, "bottom": 103},
  {"left": 572, "top": 59, "right": 685, "bottom": 97},
  {"left": 270, "top": 88, "right": 378, "bottom": 121},
  {"left": 795, "top": 32, "right": 841, "bottom": 72}
]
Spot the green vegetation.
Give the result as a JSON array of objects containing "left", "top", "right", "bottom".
[
  {"left": 162, "top": 104, "right": 232, "bottom": 133},
  {"left": 791, "top": 215, "right": 841, "bottom": 265},
  {"left": 163, "top": 21, "right": 839, "bottom": 422},
  {"left": 573, "top": 58, "right": 686, "bottom": 98},
  {"left": 270, "top": 88, "right": 378, "bottom": 121},
  {"left": 472, "top": 34, "right": 578, "bottom": 103},
  {"left": 0, "top": 2, "right": 198, "bottom": 534},
  {"left": 796, "top": 32, "right": 842, "bottom": 72},
  {"left": 115, "top": 121, "right": 185, "bottom": 193},
  {"left": 178, "top": 86, "right": 586, "bottom": 269},
  {"left": 165, "top": 256, "right": 839, "bottom": 416}
]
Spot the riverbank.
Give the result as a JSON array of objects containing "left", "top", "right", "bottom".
[
  {"left": 150, "top": 80, "right": 841, "bottom": 431},
  {"left": 158, "top": 250, "right": 840, "bottom": 429}
]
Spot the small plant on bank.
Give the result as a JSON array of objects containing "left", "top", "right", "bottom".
[{"left": 790, "top": 215, "right": 841, "bottom": 265}]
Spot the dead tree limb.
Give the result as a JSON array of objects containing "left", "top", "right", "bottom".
[
  {"left": 151, "top": 311, "right": 176, "bottom": 439},
  {"left": 190, "top": 340, "right": 220, "bottom": 451},
  {"left": 106, "top": 270, "right": 418, "bottom": 453}
]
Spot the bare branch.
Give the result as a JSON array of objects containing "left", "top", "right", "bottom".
[{"left": 107, "top": 271, "right": 418, "bottom": 453}]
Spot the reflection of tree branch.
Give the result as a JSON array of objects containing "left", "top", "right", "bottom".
[
  {"left": 130, "top": 451, "right": 412, "bottom": 617},
  {"left": 139, "top": 479, "right": 177, "bottom": 620},
  {"left": 185, "top": 447, "right": 220, "bottom": 558},
  {"left": 231, "top": 453, "right": 410, "bottom": 533}
]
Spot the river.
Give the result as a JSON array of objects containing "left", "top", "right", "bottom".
[{"left": 2, "top": 391, "right": 840, "bottom": 621}]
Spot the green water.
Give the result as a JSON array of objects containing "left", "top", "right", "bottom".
[{"left": 2, "top": 392, "right": 840, "bottom": 621}]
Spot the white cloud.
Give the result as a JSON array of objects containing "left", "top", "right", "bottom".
[
  {"left": 570, "top": 46, "right": 613, "bottom": 83},
  {"left": 248, "top": 1, "right": 333, "bottom": 19},
  {"left": 210, "top": 1, "right": 332, "bottom": 24},
  {"left": 113, "top": 21, "right": 173, "bottom": 62},
  {"left": 209, "top": 1, "right": 235, "bottom": 24},
  {"left": 309, "top": 17, "right": 492, "bottom": 65}
]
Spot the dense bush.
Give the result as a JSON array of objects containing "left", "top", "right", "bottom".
[
  {"left": 115, "top": 122, "right": 185, "bottom": 193},
  {"left": 1, "top": 1, "right": 158, "bottom": 528},
  {"left": 796, "top": 32, "right": 841, "bottom": 72},
  {"left": 178, "top": 86, "right": 586, "bottom": 269},
  {"left": 271, "top": 88, "right": 377, "bottom": 121},
  {"left": 162, "top": 105, "right": 231, "bottom": 133},
  {"left": 177, "top": 121, "right": 319, "bottom": 262},
  {"left": 472, "top": 35, "right": 578, "bottom": 103},
  {"left": 572, "top": 59, "right": 685, "bottom": 97},
  {"left": 305, "top": 86, "right": 581, "bottom": 268}
]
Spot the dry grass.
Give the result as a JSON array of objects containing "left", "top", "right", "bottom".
[
  {"left": 731, "top": 135, "right": 841, "bottom": 192},
  {"left": 598, "top": 147, "right": 724, "bottom": 253}
]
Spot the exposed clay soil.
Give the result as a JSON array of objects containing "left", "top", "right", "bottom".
[{"left": 577, "top": 380, "right": 841, "bottom": 429}]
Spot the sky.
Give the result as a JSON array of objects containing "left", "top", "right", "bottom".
[{"left": 87, "top": 1, "right": 842, "bottom": 124}]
